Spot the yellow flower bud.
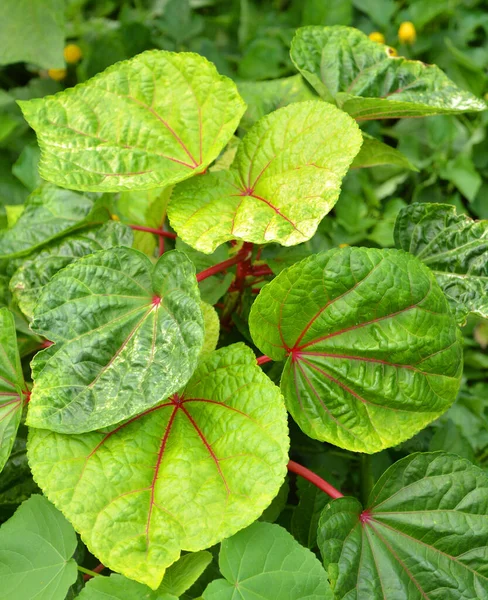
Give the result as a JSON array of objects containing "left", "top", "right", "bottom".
[
  {"left": 339, "top": 243, "right": 349, "bottom": 248},
  {"left": 64, "top": 43, "right": 83, "bottom": 64},
  {"left": 387, "top": 46, "right": 398, "bottom": 57},
  {"left": 398, "top": 21, "right": 416, "bottom": 44},
  {"left": 369, "top": 32, "right": 385, "bottom": 44},
  {"left": 111, "top": 214, "right": 120, "bottom": 221},
  {"left": 48, "top": 68, "right": 67, "bottom": 81}
]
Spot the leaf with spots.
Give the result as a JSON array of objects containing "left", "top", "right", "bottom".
[
  {"left": 249, "top": 247, "right": 463, "bottom": 453},
  {"left": 27, "top": 248, "right": 204, "bottom": 433},
  {"left": 318, "top": 452, "right": 488, "bottom": 599},
  {"left": 27, "top": 343, "right": 289, "bottom": 589}
]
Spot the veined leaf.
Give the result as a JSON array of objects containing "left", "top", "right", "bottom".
[
  {"left": 249, "top": 247, "right": 462, "bottom": 453},
  {"left": 352, "top": 133, "right": 418, "bottom": 171},
  {"left": 394, "top": 202, "right": 488, "bottom": 323},
  {"left": 0, "top": 308, "right": 27, "bottom": 473},
  {"left": 27, "top": 248, "right": 204, "bottom": 433},
  {"left": 0, "top": 184, "right": 110, "bottom": 259},
  {"left": 19, "top": 51, "right": 246, "bottom": 192},
  {"left": 10, "top": 221, "right": 133, "bottom": 320},
  {"left": 160, "top": 551, "right": 212, "bottom": 597},
  {"left": 168, "top": 102, "right": 362, "bottom": 253},
  {"left": 28, "top": 344, "right": 289, "bottom": 589},
  {"left": 290, "top": 26, "right": 486, "bottom": 119},
  {"left": 202, "top": 521, "right": 332, "bottom": 599},
  {"left": 78, "top": 574, "right": 177, "bottom": 600},
  {"left": 0, "top": 495, "right": 77, "bottom": 600},
  {"left": 318, "top": 452, "right": 488, "bottom": 599},
  {"left": 201, "top": 302, "right": 220, "bottom": 356}
]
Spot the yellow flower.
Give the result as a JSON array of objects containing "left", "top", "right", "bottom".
[
  {"left": 398, "top": 21, "right": 416, "bottom": 44},
  {"left": 64, "top": 43, "right": 83, "bottom": 64},
  {"left": 387, "top": 46, "right": 398, "bottom": 57},
  {"left": 111, "top": 214, "right": 120, "bottom": 221},
  {"left": 369, "top": 31, "right": 385, "bottom": 44},
  {"left": 48, "top": 68, "right": 67, "bottom": 81}
]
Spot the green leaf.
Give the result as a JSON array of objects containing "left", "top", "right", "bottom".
[
  {"left": 27, "top": 248, "right": 204, "bottom": 433},
  {"left": 0, "top": 184, "right": 110, "bottom": 259},
  {"left": 19, "top": 51, "right": 246, "bottom": 192},
  {"left": 27, "top": 344, "right": 289, "bottom": 589},
  {"left": 351, "top": 134, "right": 418, "bottom": 171},
  {"left": 0, "top": 309, "right": 26, "bottom": 473},
  {"left": 0, "top": 495, "right": 77, "bottom": 600},
  {"left": 318, "top": 452, "right": 488, "bottom": 599},
  {"left": 202, "top": 521, "right": 332, "bottom": 599},
  {"left": 290, "top": 26, "right": 486, "bottom": 119},
  {"left": 78, "top": 574, "right": 177, "bottom": 600},
  {"left": 0, "top": 0, "right": 64, "bottom": 70},
  {"left": 10, "top": 221, "right": 133, "bottom": 320},
  {"left": 168, "top": 102, "right": 362, "bottom": 253},
  {"left": 249, "top": 247, "right": 463, "bottom": 453},
  {"left": 160, "top": 551, "right": 213, "bottom": 596},
  {"left": 394, "top": 203, "right": 488, "bottom": 323},
  {"left": 201, "top": 302, "right": 220, "bottom": 356}
]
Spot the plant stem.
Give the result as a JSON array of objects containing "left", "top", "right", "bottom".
[
  {"left": 287, "top": 460, "right": 343, "bottom": 500},
  {"left": 196, "top": 246, "right": 252, "bottom": 282},
  {"left": 129, "top": 224, "right": 177, "bottom": 238},
  {"left": 251, "top": 265, "right": 273, "bottom": 277},
  {"left": 78, "top": 566, "right": 103, "bottom": 579},
  {"left": 256, "top": 355, "right": 272, "bottom": 365},
  {"left": 360, "top": 454, "right": 374, "bottom": 506}
]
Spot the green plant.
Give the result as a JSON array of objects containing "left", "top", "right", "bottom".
[{"left": 1, "top": 23, "right": 488, "bottom": 600}]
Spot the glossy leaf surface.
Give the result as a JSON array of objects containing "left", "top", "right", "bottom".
[
  {"left": 394, "top": 202, "right": 488, "bottom": 323},
  {"left": 318, "top": 452, "right": 488, "bottom": 599},
  {"left": 28, "top": 248, "right": 204, "bottom": 433},
  {"left": 249, "top": 247, "right": 463, "bottom": 453},
  {"left": 202, "top": 521, "right": 332, "bottom": 599},
  {"left": 28, "top": 344, "right": 289, "bottom": 589},
  {"left": 169, "top": 102, "right": 362, "bottom": 253},
  {"left": 20, "top": 51, "right": 246, "bottom": 191},
  {"left": 291, "top": 26, "right": 486, "bottom": 119}
]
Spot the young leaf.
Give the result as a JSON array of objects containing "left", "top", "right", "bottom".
[
  {"left": 202, "top": 521, "right": 332, "bottom": 599},
  {"left": 0, "top": 184, "right": 110, "bottom": 259},
  {"left": 351, "top": 133, "right": 418, "bottom": 171},
  {"left": 201, "top": 302, "right": 220, "bottom": 356},
  {"left": 160, "top": 551, "right": 213, "bottom": 596},
  {"left": 78, "top": 574, "right": 177, "bottom": 600},
  {"left": 0, "top": 308, "right": 28, "bottom": 472},
  {"left": 0, "top": 495, "right": 77, "bottom": 600},
  {"left": 168, "top": 102, "right": 362, "bottom": 253},
  {"left": 27, "top": 248, "right": 204, "bottom": 433},
  {"left": 394, "top": 202, "right": 488, "bottom": 323},
  {"left": 27, "top": 344, "right": 289, "bottom": 589},
  {"left": 10, "top": 221, "right": 133, "bottom": 320},
  {"left": 19, "top": 51, "right": 246, "bottom": 192},
  {"left": 318, "top": 452, "right": 488, "bottom": 599},
  {"left": 249, "top": 247, "right": 463, "bottom": 453},
  {"left": 291, "top": 26, "right": 486, "bottom": 119}
]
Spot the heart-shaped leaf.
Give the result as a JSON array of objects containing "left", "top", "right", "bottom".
[
  {"left": 168, "top": 101, "right": 362, "bottom": 253},
  {"left": 19, "top": 51, "right": 246, "bottom": 192},
  {"left": 290, "top": 26, "right": 486, "bottom": 119},
  {"left": 0, "top": 495, "right": 78, "bottom": 600},
  {"left": 27, "top": 248, "right": 204, "bottom": 433},
  {"left": 394, "top": 202, "right": 488, "bottom": 324},
  {"left": 27, "top": 344, "right": 289, "bottom": 589},
  {"left": 318, "top": 452, "right": 488, "bottom": 599},
  {"left": 202, "top": 521, "right": 333, "bottom": 599},
  {"left": 0, "top": 308, "right": 28, "bottom": 472},
  {"left": 249, "top": 247, "right": 463, "bottom": 453}
]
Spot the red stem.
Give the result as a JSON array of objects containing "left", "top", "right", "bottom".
[
  {"left": 196, "top": 247, "right": 252, "bottom": 282},
  {"left": 251, "top": 265, "right": 273, "bottom": 277},
  {"left": 82, "top": 563, "right": 106, "bottom": 581},
  {"left": 256, "top": 355, "right": 272, "bottom": 365},
  {"left": 129, "top": 225, "right": 176, "bottom": 239},
  {"left": 287, "top": 460, "right": 343, "bottom": 500}
]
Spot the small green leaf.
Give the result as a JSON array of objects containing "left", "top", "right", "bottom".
[
  {"left": 201, "top": 302, "right": 220, "bottom": 356},
  {"left": 0, "top": 308, "right": 27, "bottom": 473},
  {"left": 291, "top": 26, "right": 486, "bottom": 119},
  {"left": 28, "top": 248, "right": 204, "bottom": 433},
  {"left": 318, "top": 452, "right": 488, "bottom": 599},
  {"left": 202, "top": 521, "right": 333, "bottom": 599},
  {"left": 160, "top": 551, "right": 213, "bottom": 596},
  {"left": 394, "top": 202, "right": 488, "bottom": 323},
  {"left": 249, "top": 247, "right": 463, "bottom": 453},
  {"left": 19, "top": 51, "right": 246, "bottom": 192},
  {"left": 77, "top": 573, "right": 177, "bottom": 600},
  {"left": 168, "top": 102, "right": 362, "bottom": 253},
  {"left": 28, "top": 344, "right": 289, "bottom": 589},
  {"left": 352, "top": 133, "right": 418, "bottom": 171},
  {"left": 0, "top": 495, "right": 77, "bottom": 600}
]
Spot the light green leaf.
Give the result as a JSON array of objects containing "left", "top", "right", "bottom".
[
  {"left": 19, "top": 51, "right": 246, "bottom": 192},
  {"left": 249, "top": 247, "right": 463, "bottom": 453},
  {"left": 0, "top": 308, "right": 27, "bottom": 473},
  {"left": 28, "top": 344, "right": 289, "bottom": 589},
  {"left": 0, "top": 184, "right": 110, "bottom": 259},
  {"left": 78, "top": 574, "right": 177, "bottom": 600},
  {"left": 0, "top": 495, "right": 77, "bottom": 600},
  {"left": 160, "top": 551, "right": 213, "bottom": 596},
  {"left": 394, "top": 203, "right": 488, "bottom": 323},
  {"left": 27, "top": 248, "right": 204, "bottom": 433},
  {"left": 202, "top": 521, "right": 332, "bottom": 600},
  {"left": 352, "top": 133, "right": 418, "bottom": 171},
  {"left": 0, "top": 0, "right": 64, "bottom": 70},
  {"left": 168, "top": 102, "right": 362, "bottom": 253},
  {"left": 201, "top": 302, "right": 220, "bottom": 355},
  {"left": 290, "top": 26, "right": 486, "bottom": 119},
  {"left": 318, "top": 452, "right": 488, "bottom": 599},
  {"left": 10, "top": 221, "right": 133, "bottom": 320}
]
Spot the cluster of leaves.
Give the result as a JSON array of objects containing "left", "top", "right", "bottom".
[{"left": 1, "top": 2, "right": 488, "bottom": 600}]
